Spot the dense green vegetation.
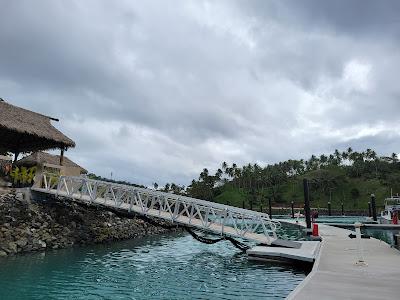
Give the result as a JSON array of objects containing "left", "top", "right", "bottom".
[{"left": 183, "top": 148, "right": 400, "bottom": 211}]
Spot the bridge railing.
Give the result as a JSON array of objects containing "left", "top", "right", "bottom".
[{"left": 36, "top": 175, "right": 279, "bottom": 244}]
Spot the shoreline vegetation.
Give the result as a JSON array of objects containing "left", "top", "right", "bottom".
[
  {"left": 0, "top": 192, "right": 178, "bottom": 257},
  {"left": 149, "top": 148, "right": 399, "bottom": 212}
]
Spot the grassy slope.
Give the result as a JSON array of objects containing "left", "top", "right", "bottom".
[{"left": 213, "top": 169, "right": 397, "bottom": 210}]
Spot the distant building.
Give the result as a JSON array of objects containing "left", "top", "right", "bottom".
[{"left": 17, "top": 151, "right": 87, "bottom": 177}]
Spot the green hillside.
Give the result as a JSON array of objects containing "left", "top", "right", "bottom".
[{"left": 184, "top": 148, "right": 400, "bottom": 212}]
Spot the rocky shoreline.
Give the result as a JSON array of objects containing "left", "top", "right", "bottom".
[{"left": 0, "top": 192, "right": 179, "bottom": 256}]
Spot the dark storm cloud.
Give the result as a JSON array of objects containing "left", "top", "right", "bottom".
[
  {"left": 243, "top": 0, "right": 400, "bottom": 38},
  {"left": 1, "top": 0, "right": 399, "bottom": 186}
]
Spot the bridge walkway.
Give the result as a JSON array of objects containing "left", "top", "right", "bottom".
[{"left": 32, "top": 175, "right": 280, "bottom": 245}]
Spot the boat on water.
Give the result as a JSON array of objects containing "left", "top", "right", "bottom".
[
  {"left": 294, "top": 211, "right": 304, "bottom": 218},
  {"left": 379, "top": 194, "right": 400, "bottom": 224}
]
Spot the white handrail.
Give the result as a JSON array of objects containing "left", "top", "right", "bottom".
[{"left": 33, "top": 174, "right": 279, "bottom": 244}]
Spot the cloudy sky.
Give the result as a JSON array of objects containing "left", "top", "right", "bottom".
[{"left": 1, "top": 0, "right": 400, "bottom": 186}]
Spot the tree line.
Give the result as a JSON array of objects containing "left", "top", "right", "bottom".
[
  {"left": 159, "top": 148, "right": 399, "bottom": 207},
  {"left": 89, "top": 147, "right": 399, "bottom": 209}
]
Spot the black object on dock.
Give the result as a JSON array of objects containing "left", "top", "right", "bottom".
[
  {"left": 291, "top": 201, "right": 295, "bottom": 218},
  {"left": 328, "top": 202, "right": 331, "bottom": 216},
  {"left": 268, "top": 197, "right": 272, "bottom": 218},
  {"left": 242, "top": 200, "right": 245, "bottom": 209},
  {"left": 371, "top": 194, "right": 377, "bottom": 222},
  {"left": 303, "top": 178, "right": 311, "bottom": 229},
  {"left": 368, "top": 202, "right": 372, "bottom": 218},
  {"left": 341, "top": 202, "right": 344, "bottom": 216}
]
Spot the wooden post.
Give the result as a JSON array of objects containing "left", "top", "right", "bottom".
[
  {"left": 368, "top": 202, "right": 372, "bottom": 217},
  {"left": 268, "top": 197, "right": 272, "bottom": 218},
  {"left": 242, "top": 200, "right": 245, "bottom": 209},
  {"left": 291, "top": 201, "right": 295, "bottom": 218},
  {"left": 260, "top": 204, "right": 263, "bottom": 213},
  {"left": 13, "top": 151, "right": 20, "bottom": 164},
  {"left": 60, "top": 148, "right": 65, "bottom": 166},
  {"left": 371, "top": 194, "right": 377, "bottom": 222},
  {"left": 328, "top": 202, "right": 332, "bottom": 216},
  {"left": 303, "top": 178, "right": 311, "bottom": 229},
  {"left": 341, "top": 202, "right": 344, "bottom": 216}
]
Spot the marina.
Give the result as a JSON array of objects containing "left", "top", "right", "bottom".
[
  {"left": 30, "top": 174, "right": 400, "bottom": 299},
  {"left": 1, "top": 4, "right": 400, "bottom": 297}
]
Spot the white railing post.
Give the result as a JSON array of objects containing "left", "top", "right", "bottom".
[{"left": 354, "top": 222, "right": 367, "bottom": 266}]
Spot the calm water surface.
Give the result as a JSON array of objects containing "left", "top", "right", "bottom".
[{"left": 0, "top": 230, "right": 307, "bottom": 300}]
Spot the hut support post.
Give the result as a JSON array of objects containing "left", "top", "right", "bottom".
[
  {"left": 60, "top": 148, "right": 64, "bottom": 166},
  {"left": 13, "top": 151, "right": 20, "bottom": 164}
]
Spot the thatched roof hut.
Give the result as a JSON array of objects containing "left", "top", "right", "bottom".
[
  {"left": 0, "top": 99, "right": 75, "bottom": 155},
  {"left": 17, "top": 151, "right": 87, "bottom": 174}
]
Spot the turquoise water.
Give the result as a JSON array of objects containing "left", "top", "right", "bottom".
[
  {"left": 0, "top": 231, "right": 306, "bottom": 300},
  {"left": 361, "top": 227, "right": 400, "bottom": 246},
  {"left": 312, "top": 216, "right": 371, "bottom": 224},
  {"left": 276, "top": 216, "right": 400, "bottom": 246},
  {"left": 273, "top": 215, "right": 371, "bottom": 224}
]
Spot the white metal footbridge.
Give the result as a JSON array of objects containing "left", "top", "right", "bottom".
[{"left": 32, "top": 175, "right": 280, "bottom": 245}]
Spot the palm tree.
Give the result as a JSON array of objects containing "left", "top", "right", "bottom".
[
  {"left": 365, "top": 148, "right": 373, "bottom": 161},
  {"left": 308, "top": 155, "right": 319, "bottom": 170},
  {"left": 341, "top": 151, "right": 348, "bottom": 161},
  {"left": 234, "top": 167, "right": 242, "bottom": 189},
  {"left": 226, "top": 167, "right": 233, "bottom": 179},
  {"left": 199, "top": 168, "right": 209, "bottom": 181},
  {"left": 164, "top": 183, "right": 170, "bottom": 192},
  {"left": 347, "top": 147, "right": 353, "bottom": 156},
  {"left": 153, "top": 182, "right": 158, "bottom": 190},
  {"left": 334, "top": 149, "right": 342, "bottom": 165},
  {"left": 215, "top": 168, "right": 223, "bottom": 181},
  {"left": 320, "top": 154, "right": 328, "bottom": 167},
  {"left": 327, "top": 154, "right": 336, "bottom": 165}
]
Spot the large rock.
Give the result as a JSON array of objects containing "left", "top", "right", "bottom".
[
  {"left": 2, "top": 241, "right": 17, "bottom": 254},
  {"left": 0, "top": 192, "right": 178, "bottom": 256},
  {"left": 15, "top": 237, "right": 28, "bottom": 248}
]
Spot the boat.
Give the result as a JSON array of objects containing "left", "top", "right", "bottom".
[
  {"left": 379, "top": 193, "right": 400, "bottom": 224},
  {"left": 294, "top": 211, "right": 304, "bottom": 218}
]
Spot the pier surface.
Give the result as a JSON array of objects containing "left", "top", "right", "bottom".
[
  {"left": 248, "top": 241, "right": 320, "bottom": 263},
  {"left": 287, "top": 222, "right": 400, "bottom": 300},
  {"left": 318, "top": 222, "right": 400, "bottom": 229}
]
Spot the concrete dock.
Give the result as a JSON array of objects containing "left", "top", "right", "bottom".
[
  {"left": 287, "top": 222, "right": 400, "bottom": 300},
  {"left": 247, "top": 241, "right": 320, "bottom": 264},
  {"left": 318, "top": 222, "right": 400, "bottom": 229}
]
